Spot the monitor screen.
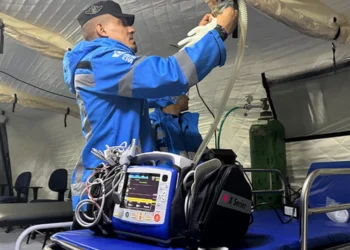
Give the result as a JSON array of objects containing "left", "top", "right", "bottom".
[{"left": 121, "top": 173, "right": 160, "bottom": 212}]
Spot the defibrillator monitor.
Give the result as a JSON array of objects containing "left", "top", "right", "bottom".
[{"left": 112, "top": 166, "right": 178, "bottom": 240}]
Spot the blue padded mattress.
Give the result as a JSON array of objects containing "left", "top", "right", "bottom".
[
  {"left": 307, "top": 161, "right": 350, "bottom": 208},
  {"left": 51, "top": 209, "right": 350, "bottom": 250}
]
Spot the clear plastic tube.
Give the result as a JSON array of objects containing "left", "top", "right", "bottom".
[{"left": 193, "top": 0, "right": 248, "bottom": 165}]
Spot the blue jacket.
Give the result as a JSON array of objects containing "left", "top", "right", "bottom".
[
  {"left": 150, "top": 108, "right": 203, "bottom": 160},
  {"left": 147, "top": 96, "right": 176, "bottom": 109},
  {"left": 62, "top": 30, "right": 226, "bottom": 210}
]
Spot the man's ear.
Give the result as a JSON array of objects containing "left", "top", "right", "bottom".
[{"left": 96, "top": 23, "right": 107, "bottom": 37}]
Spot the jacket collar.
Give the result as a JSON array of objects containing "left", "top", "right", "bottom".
[{"left": 89, "top": 37, "right": 135, "bottom": 54}]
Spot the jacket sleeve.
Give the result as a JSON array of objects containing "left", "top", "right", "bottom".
[
  {"left": 147, "top": 96, "right": 176, "bottom": 109},
  {"left": 87, "top": 30, "right": 226, "bottom": 99},
  {"left": 147, "top": 98, "right": 160, "bottom": 109}
]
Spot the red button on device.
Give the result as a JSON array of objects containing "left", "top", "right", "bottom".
[{"left": 154, "top": 214, "right": 161, "bottom": 222}]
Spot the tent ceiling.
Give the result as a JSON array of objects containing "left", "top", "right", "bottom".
[
  {"left": 0, "top": 0, "right": 349, "bottom": 123},
  {"left": 0, "top": 36, "right": 75, "bottom": 101}
]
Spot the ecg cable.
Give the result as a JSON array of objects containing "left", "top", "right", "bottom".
[{"left": 75, "top": 142, "right": 129, "bottom": 228}]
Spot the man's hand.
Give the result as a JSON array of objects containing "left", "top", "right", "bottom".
[
  {"left": 177, "top": 15, "right": 217, "bottom": 50},
  {"left": 199, "top": 13, "right": 214, "bottom": 26},
  {"left": 217, "top": 6, "right": 238, "bottom": 35}
]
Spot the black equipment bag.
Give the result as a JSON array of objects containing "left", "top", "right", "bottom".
[
  {"left": 169, "top": 165, "right": 195, "bottom": 246},
  {"left": 171, "top": 163, "right": 252, "bottom": 249}
]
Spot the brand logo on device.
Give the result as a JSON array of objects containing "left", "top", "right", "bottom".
[{"left": 217, "top": 190, "right": 251, "bottom": 214}]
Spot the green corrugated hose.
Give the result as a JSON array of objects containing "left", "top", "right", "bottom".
[{"left": 217, "top": 107, "right": 239, "bottom": 149}]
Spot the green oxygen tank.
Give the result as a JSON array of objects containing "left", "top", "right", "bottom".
[{"left": 249, "top": 98, "right": 287, "bottom": 209}]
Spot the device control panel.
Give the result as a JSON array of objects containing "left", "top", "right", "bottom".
[{"left": 113, "top": 167, "right": 172, "bottom": 225}]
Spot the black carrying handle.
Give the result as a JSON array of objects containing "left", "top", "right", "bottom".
[{"left": 232, "top": 0, "right": 238, "bottom": 38}]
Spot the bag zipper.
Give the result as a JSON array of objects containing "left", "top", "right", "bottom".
[{"left": 198, "top": 166, "right": 231, "bottom": 232}]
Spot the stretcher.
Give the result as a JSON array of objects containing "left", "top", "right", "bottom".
[
  {"left": 14, "top": 162, "right": 350, "bottom": 250},
  {"left": 0, "top": 201, "right": 73, "bottom": 250},
  {"left": 47, "top": 209, "right": 350, "bottom": 250},
  {"left": 0, "top": 201, "right": 72, "bottom": 227}
]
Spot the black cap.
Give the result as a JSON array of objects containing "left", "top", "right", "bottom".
[{"left": 77, "top": 1, "right": 134, "bottom": 27}]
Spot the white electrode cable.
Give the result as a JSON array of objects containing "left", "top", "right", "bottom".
[
  {"left": 75, "top": 171, "right": 124, "bottom": 227},
  {"left": 75, "top": 178, "right": 106, "bottom": 228},
  {"left": 74, "top": 141, "right": 130, "bottom": 228}
]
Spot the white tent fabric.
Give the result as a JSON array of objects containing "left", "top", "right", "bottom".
[
  {"left": 1, "top": 0, "right": 350, "bottom": 196},
  {"left": 246, "top": 0, "right": 350, "bottom": 44}
]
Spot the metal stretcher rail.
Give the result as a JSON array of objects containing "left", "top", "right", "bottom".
[
  {"left": 300, "top": 168, "right": 350, "bottom": 250},
  {"left": 15, "top": 222, "right": 73, "bottom": 250},
  {"left": 243, "top": 168, "right": 288, "bottom": 204}
]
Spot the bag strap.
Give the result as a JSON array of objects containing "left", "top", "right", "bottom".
[{"left": 77, "top": 61, "right": 92, "bottom": 70}]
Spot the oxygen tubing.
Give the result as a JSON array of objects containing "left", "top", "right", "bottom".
[
  {"left": 193, "top": 0, "right": 248, "bottom": 165},
  {"left": 217, "top": 106, "right": 239, "bottom": 149}
]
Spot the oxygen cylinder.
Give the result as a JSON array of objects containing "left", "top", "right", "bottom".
[{"left": 249, "top": 98, "right": 287, "bottom": 209}]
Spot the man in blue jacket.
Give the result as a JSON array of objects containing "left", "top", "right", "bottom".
[
  {"left": 149, "top": 95, "right": 204, "bottom": 160},
  {"left": 63, "top": 0, "right": 237, "bottom": 210}
]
